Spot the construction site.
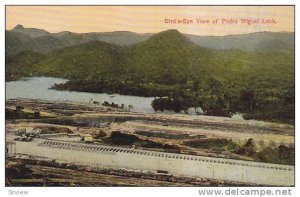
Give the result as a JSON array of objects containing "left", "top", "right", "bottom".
[{"left": 5, "top": 98, "right": 295, "bottom": 186}]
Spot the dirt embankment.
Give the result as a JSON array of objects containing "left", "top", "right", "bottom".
[{"left": 6, "top": 156, "right": 260, "bottom": 187}]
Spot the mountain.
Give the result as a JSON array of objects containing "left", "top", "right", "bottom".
[
  {"left": 5, "top": 26, "right": 150, "bottom": 56},
  {"left": 11, "top": 24, "right": 50, "bottom": 38},
  {"left": 32, "top": 29, "right": 215, "bottom": 83},
  {"left": 32, "top": 41, "right": 123, "bottom": 79},
  {"left": 6, "top": 25, "right": 294, "bottom": 57},
  {"left": 7, "top": 28, "right": 294, "bottom": 85},
  {"left": 6, "top": 30, "right": 65, "bottom": 57},
  {"left": 5, "top": 31, "right": 33, "bottom": 56},
  {"left": 51, "top": 31, "right": 151, "bottom": 46},
  {"left": 6, "top": 28, "right": 294, "bottom": 122},
  {"left": 6, "top": 25, "right": 151, "bottom": 56},
  {"left": 187, "top": 31, "right": 294, "bottom": 52},
  {"left": 123, "top": 29, "right": 214, "bottom": 84}
]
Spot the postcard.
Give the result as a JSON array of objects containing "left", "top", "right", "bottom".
[{"left": 5, "top": 5, "right": 295, "bottom": 188}]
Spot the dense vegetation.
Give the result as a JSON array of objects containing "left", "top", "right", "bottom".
[
  {"left": 6, "top": 51, "right": 45, "bottom": 81},
  {"left": 6, "top": 29, "right": 294, "bottom": 123},
  {"left": 184, "top": 138, "right": 294, "bottom": 165}
]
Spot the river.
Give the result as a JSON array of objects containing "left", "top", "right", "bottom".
[{"left": 6, "top": 77, "right": 155, "bottom": 113}]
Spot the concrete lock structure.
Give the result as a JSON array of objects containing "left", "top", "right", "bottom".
[{"left": 10, "top": 139, "right": 294, "bottom": 186}]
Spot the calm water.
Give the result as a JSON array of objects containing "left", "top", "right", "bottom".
[{"left": 6, "top": 77, "right": 155, "bottom": 113}]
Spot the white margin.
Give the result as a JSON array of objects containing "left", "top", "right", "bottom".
[{"left": 0, "top": 1, "right": 298, "bottom": 197}]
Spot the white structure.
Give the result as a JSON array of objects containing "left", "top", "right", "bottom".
[
  {"left": 11, "top": 139, "right": 294, "bottom": 186},
  {"left": 6, "top": 141, "right": 16, "bottom": 156}
]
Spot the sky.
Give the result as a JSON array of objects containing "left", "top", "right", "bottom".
[{"left": 6, "top": 6, "right": 294, "bottom": 36}]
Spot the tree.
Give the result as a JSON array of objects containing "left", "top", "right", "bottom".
[
  {"left": 128, "top": 105, "right": 133, "bottom": 111},
  {"left": 240, "top": 90, "right": 255, "bottom": 111}
]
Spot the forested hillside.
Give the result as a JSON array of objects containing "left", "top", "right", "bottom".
[{"left": 6, "top": 28, "right": 294, "bottom": 123}]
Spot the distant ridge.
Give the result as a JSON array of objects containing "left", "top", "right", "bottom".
[
  {"left": 11, "top": 24, "right": 50, "bottom": 38},
  {"left": 6, "top": 24, "right": 294, "bottom": 57}
]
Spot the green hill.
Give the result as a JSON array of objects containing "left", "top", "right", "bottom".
[
  {"left": 5, "top": 30, "right": 65, "bottom": 57},
  {"left": 5, "top": 29, "right": 294, "bottom": 123},
  {"left": 6, "top": 51, "right": 46, "bottom": 81},
  {"left": 32, "top": 41, "right": 123, "bottom": 80},
  {"left": 123, "top": 29, "right": 213, "bottom": 84}
]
